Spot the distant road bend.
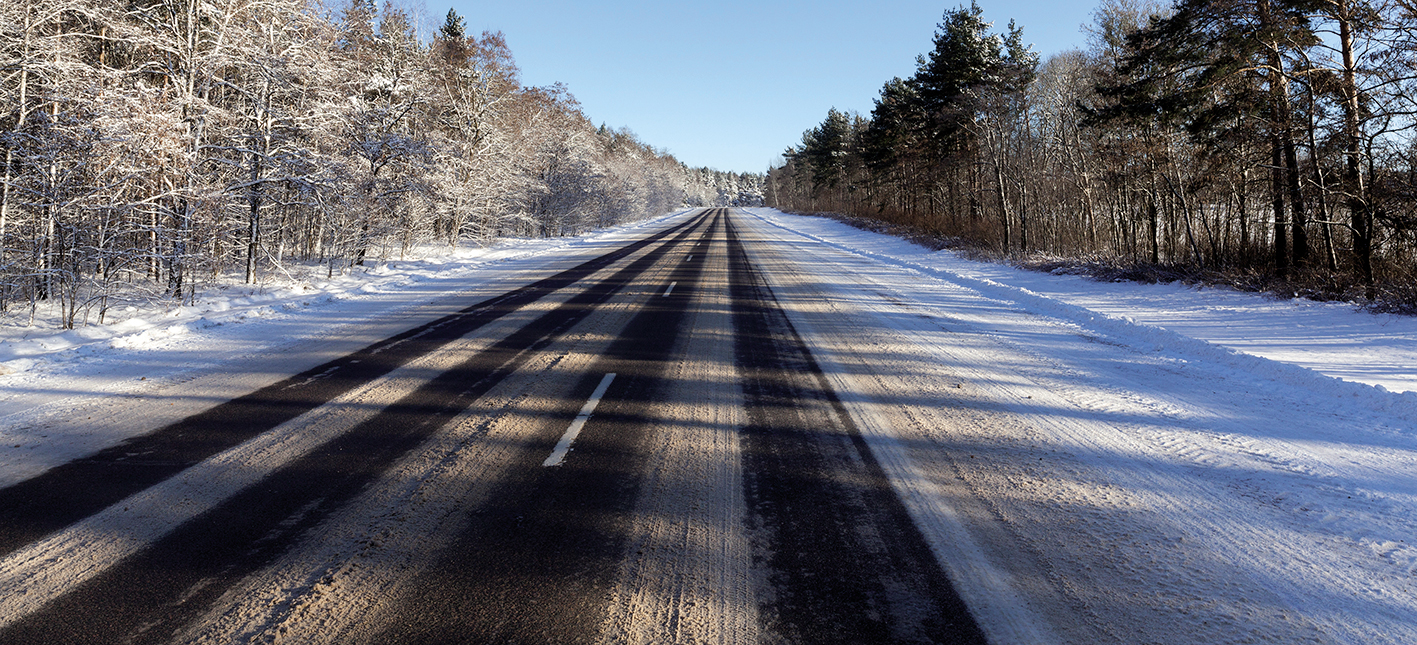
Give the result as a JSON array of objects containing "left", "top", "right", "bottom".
[{"left": 0, "top": 208, "right": 986, "bottom": 644}]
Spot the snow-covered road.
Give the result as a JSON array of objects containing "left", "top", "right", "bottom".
[
  {"left": 737, "top": 208, "right": 1417, "bottom": 644},
  {"left": 0, "top": 207, "right": 1413, "bottom": 643}
]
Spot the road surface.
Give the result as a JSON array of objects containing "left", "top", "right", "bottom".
[
  {"left": 0, "top": 209, "right": 985, "bottom": 644},
  {"left": 3, "top": 206, "right": 1404, "bottom": 645}
]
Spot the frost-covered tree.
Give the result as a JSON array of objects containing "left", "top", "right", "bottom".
[{"left": 0, "top": 0, "right": 747, "bottom": 329}]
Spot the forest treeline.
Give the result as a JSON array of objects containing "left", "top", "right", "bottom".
[
  {"left": 1, "top": 0, "right": 763, "bottom": 327},
  {"left": 768, "top": 0, "right": 1417, "bottom": 309}
]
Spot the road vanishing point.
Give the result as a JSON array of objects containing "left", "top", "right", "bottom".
[{"left": 0, "top": 209, "right": 988, "bottom": 644}]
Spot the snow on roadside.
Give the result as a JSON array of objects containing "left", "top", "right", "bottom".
[
  {"left": 740, "top": 208, "right": 1417, "bottom": 644},
  {"left": 0, "top": 214, "right": 685, "bottom": 379},
  {"left": 18, "top": 204, "right": 1409, "bottom": 429},
  {"left": 0, "top": 212, "right": 688, "bottom": 464},
  {"left": 743, "top": 207, "right": 1417, "bottom": 411},
  {"left": 0, "top": 239, "right": 540, "bottom": 376}
]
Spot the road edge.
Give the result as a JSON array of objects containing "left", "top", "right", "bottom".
[{"left": 729, "top": 208, "right": 1062, "bottom": 645}]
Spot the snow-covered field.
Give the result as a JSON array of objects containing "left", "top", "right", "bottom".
[{"left": 2, "top": 206, "right": 1415, "bottom": 643}]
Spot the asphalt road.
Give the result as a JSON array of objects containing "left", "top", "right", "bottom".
[{"left": 0, "top": 209, "right": 985, "bottom": 644}]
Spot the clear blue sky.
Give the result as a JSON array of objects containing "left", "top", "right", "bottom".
[{"left": 433, "top": 1, "right": 1101, "bottom": 174}]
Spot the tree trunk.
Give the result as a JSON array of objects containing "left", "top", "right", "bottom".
[
  {"left": 1259, "top": 0, "right": 1291, "bottom": 276},
  {"left": 1147, "top": 156, "right": 1161, "bottom": 264},
  {"left": 1019, "top": 173, "right": 1030, "bottom": 254},
  {"left": 1336, "top": 4, "right": 1374, "bottom": 296},
  {"left": 995, "top": 161, "right": 1011, "bottom": 252},
  {"left": 1270, "top": 130, "right": 1289, "bottom": 277},
  {"left": 246, "top": 170, "right": 261, "bottom": 284},
  {"left": 1238, "top": 168, "right": 1249, "bottom": 257},
  {"left": 1283, "top": 126, "right": 1309, "bottom": 267},
  {"left": 1303, "top": 76, "right": 1339, "bottom": 272}
]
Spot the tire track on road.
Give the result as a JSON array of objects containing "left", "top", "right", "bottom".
[
  {"left": 369, "top": 210, "right": 725, "bottom": 644},
  {"left": 0, "top": 213, "right": 713, "bottom": 644},
  {"left": 725, "top": 211, "right": 987, "bottom": 644},
  {"left": 0, "top": 215, "right": 704, "bottom": 560}
]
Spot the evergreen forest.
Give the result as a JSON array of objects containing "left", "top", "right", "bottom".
[{"left": 768, "top": 0, "right": 1417, "bottom": 310}]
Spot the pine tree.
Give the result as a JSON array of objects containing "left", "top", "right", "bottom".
[
  {"left": 913, "top": 2, "right": 1002, "bottom": 149},
  {"left": 437, "top": 8, "right": 468, "bottom": 66},
  {"left": 1099, "top": 0, "right": 1321, "bottom": 273},
  {"left": 798, "top": 108, "right": 853, "bottom": 192}
]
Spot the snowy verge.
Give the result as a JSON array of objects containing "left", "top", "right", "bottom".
[
  {"left": 0, "top": 212, "right": 689, "bottom": 379},
  {"left": 737, "top": 208, "right": 1417, "bottom": 644},
  {"left": 0, "top": 211, "right": 693, "bottom": 480},
  {"left": 741, "top": 207, "right": 1417, "bottom": 421}
]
